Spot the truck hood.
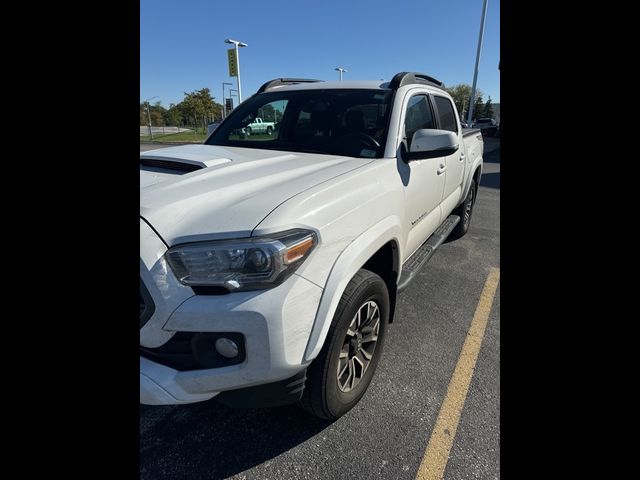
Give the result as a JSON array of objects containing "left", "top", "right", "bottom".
[{"left": 140, "top": 144, "right": 371, "bottom": 245}]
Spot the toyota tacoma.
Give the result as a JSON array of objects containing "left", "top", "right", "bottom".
[{"left": 140, "top": 72, "right": 483, "bottom": 419}]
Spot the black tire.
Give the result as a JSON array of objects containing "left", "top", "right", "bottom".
[
  {"left": 266, "top": 126, "right": 273, "bottom": 135},
  {"left": 300, "top": 269, "right": 389, "bottom": 420},
  {"left": 450, "top": 179, "right": 476, "bottom": 239},
  {"left": 245, "top": 127, "right": 252, "bottom": 136}
]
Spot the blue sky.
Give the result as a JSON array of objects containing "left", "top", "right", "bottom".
[{"left": 141, "top": 0, "right": 500, "bottom": 106}]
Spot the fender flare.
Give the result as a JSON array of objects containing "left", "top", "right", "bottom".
[
  {"left": 302, "top": 216, "right": 403, "bottom": 362},
  {"left": 459, "top": 158, "right": 483, "bottom": 208}
]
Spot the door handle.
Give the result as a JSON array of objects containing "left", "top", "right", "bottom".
[{"left": 437, "top": 164, "right": 446, "bottom": 175}]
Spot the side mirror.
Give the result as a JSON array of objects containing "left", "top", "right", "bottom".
[{"left": 406, "top": 129, "right": 459, "bottom": 161}]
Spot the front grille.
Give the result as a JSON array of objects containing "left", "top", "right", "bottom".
[{"left": 140, "top": 281, "right": 155, "bottom": 329}]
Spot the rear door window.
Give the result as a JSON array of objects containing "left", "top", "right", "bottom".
[{"left": 433, "top": 96, "right": 458, "bottom": 133}]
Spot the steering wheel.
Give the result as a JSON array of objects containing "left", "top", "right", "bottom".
[{"left": 340, "top": 132, "right": 380, "bottom": 148}]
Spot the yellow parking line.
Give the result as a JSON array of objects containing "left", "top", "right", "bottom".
[{"left": 415, "top": 267, "right": 500, "bottom": 480}]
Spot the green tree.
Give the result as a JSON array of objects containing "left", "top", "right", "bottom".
[
  {"left": 258, "top": 104, "right": 277, "bottom": 122},
  {"left": 445, "top": 84, "right": 483, "bottom": 121},
  {"left": 140, "top": 102, "right": 166, "bottom": 126},
  {"left": 181, "top": 88, "right": 222, "bottom": 130},
  {"left": 140, "top": 90, "right": 224, "bottom": 129},
  {"left": 482, "top": 96, "right": 494, "bottom": 119},
  {"left": 149, "top": 101, "right": 166, "bottom": 126},
  {"left": 165, "top": 103, "right": 181, "bottom": 127},
  {"left": 473, "top": 94, "right": 484, "bottom": 122}
]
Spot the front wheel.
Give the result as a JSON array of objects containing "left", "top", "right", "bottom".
[{"left": 300, "top": 269, "right": 389, "bottom": 420}]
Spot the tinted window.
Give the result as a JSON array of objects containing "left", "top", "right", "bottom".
[
  {"left": 207, "top": 89, "right": 393, "bottom": 158},
  {"left": 404, "top": 95, "right": 435, "bottom": 149},
  {"left": 434, "top": 96, "right": 458, "bottom": 133}
]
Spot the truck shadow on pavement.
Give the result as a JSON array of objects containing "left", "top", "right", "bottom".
[
  {"left": 479, "top": 146, "right": 500, "bottom": 189},
  {"left": 483, "top": 145, "right": 500, "bottom": 163},
  {"left": 140, "top": 401, "right": 332, "bottom": 479}
]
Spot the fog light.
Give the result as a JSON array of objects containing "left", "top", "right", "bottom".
[{"left": 215, "top": 337, "right": 239, "bottom": 358}]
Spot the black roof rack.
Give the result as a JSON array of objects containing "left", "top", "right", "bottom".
[
  {"left": 257, "top": 78, "right": 323, "bottom": 94},
  {"left": 388, "top": 72, "right": 445, "bottom": 90}
]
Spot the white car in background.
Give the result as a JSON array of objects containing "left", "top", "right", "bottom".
[{"left": 243, "top": 117, "right": 275, "bottom": 136}]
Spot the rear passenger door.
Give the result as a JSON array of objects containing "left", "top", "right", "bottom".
[{"left": 432, "top": 95, "right": 465, "bottom": 216}]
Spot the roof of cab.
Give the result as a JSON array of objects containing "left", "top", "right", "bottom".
[
  {"left": 262, "top": 80, "right": 390, "bottom": 92},
  {"left": 256, "top": 73, "right": 447, "bottom": 96}
]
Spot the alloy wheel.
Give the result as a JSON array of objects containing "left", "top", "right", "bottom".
[
  {"left": 464, "top": 185, "right": 475, "bottom": 226},
  {"left": 337, "top": 300, "right": 380, "bottom": 393}
]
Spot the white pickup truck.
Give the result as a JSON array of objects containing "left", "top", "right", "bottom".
[
  {"left": 244, "top": 117, "right": 275, "bottom": 136},
  {"left": 140, "top": 72, "right": 483, "bottom": 420}
]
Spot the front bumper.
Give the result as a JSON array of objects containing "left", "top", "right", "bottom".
[
  {"left": 140, "top": 358, "right": 218, "bottom": 404},
  {"left": 140, "top": 218, "right": 324, "bottom": 405}
]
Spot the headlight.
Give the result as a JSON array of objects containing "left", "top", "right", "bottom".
[{"left": 165, "top": 229, "right": 317, "bottom": 291}]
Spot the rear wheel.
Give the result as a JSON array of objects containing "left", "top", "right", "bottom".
[
  {"left": 266, "top": 126, "right": 273, "bottom": 135},
  {"left": 245, "top": 127, "right": 252, "bottom": 136},
  {"left": 300, "top": 269, "right": 389, "bottom": 420},
  {"left": 450, "top": 179, "right": 476, "bottom": 239}
]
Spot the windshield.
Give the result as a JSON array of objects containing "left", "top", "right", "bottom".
[{"left": 206, "top": 89, "right": 393, "bottom": 158}]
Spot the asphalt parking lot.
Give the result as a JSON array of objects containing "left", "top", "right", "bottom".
[{"left": 140, "top": 142, "right": 500, "bottom": 479}]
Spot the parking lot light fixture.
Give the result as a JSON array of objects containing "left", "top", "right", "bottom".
[
  {"left": 225, "top": 38, "right": 248, "bottom": 103},
  {"left": 335, "top": 67, "right": 347, "bottom": 81}
]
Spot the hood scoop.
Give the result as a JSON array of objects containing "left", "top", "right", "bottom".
[
  {"left": 140, "top": 144, "right": 234, "bottom": 172},
  {"left": 140, "top": 158, "right": 204, "bottom": 172}
]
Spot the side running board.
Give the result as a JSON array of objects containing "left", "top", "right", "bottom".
[{"left": 397, "top": 215, "right": 460, "bottom": 293}]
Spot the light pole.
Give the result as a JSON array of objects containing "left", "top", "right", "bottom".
[
  {"left": 467, "top": 0, "right": 488, "bottom": 126},
  {"left": 225, "top": 38, "right": 248, "bottom": 103},
  {"left": 222, "top": 82, "right": 232, "bottom": 118},
  {"left": 143, "top": 95, "right": 158, "bottom": 140},
  {"left": 230, "top": 90, "right": 240, "bottom": 127},
  {"left": 335, "top": 67, "right": 347, "bottom": 81},
  {"left": 230, "top": 89, "right": 239, "bottom": 108}
]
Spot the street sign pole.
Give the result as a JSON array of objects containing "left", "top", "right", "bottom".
[
  {"left": 235, "top": 43, "right": 242, "bottom": 103},
  {"left": 225, "top": 39, "right": 247, "bottom": 105},
  {"left": 227, "top": 47, "right": 242, "bottom": 103}
]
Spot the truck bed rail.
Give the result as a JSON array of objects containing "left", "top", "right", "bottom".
[{"left": 462, "top": 128, "right": 481, "bottom": 137}]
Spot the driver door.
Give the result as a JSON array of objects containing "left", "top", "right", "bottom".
[{"left": 401, "top": 93, "right": 445, "bottom": 257}]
